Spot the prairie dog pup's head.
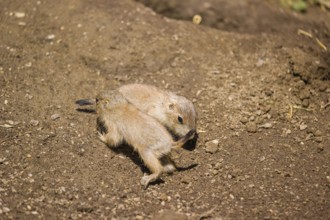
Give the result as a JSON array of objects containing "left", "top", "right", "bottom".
[
  {"left": 96, "top": 90, "right": 128, "bottom": 112},
  {"left": 166, "top": 94, "right": 197, "bottom": 137}
]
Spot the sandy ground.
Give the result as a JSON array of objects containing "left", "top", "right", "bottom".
[{"left": 0, "top": 0, "right": 329, "bottom": 219}]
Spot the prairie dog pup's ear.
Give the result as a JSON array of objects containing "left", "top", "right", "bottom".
[{"left": 169, "top": 103, "right": 175, "bottom": 110}]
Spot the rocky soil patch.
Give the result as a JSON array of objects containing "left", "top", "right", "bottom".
[{"left": 0, "top": 0, "right": 329, "bottom": 219}]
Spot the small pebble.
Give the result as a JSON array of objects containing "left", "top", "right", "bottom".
[
  {"left": 78, "top": 148, "right": 85, "bottom": 156},
  {"left": 315, "top": 137, "right": 323, "bottom": 143},
  {"left": 299, "top": 89, "right": 310, "bottom": 100},
  {"left": 256, "top": 58, "right": 265, "bottom": 67},
  {"left": 25, "top": 94, "right": 33, "bottom": 99},
  {"left": 14, "top": 12, "right": 25, "bottom": 18},
  {"left": 196, "top": 90, "right": 202, "bottom": 97},
  {"left": 302, "top": 99, "right": 309, "bottom": 108},
  {"left": 181, "top": 176, "right": 191, "bottom": 184},
  {"left": 18, "top": 21, "right": 26, "bottom": 26},
  {"left": 30, "top": 120, "right": 39, "bottom": 126},
  {"left": 300, "top": 123, "right": 307, "bottom": 130},
  {"left": 256, "top": 110, "right": 262, "bottom": 116},
  {"left": 159, "top": 193, "right": 168, "bottom": 201},
  {"left": 46, "top": 34, "right": 55, "bottom": 40},
  {"left": 240, "top": 117, "right": 249, "bottom": 124},
  {"left": 205, "top": 139, "right": 219, "bottom": 154},
  {"left": 283, "top": 129, "right": 291, "bottom": 136},
  {"left": 0, "top": 124, "right": 13, "bottom": 128},
  {"left": 314, "top": 130, "right": 322, "bottom": 137},
  {"left": 264, "top": 89, "right": 273, "bottom": 96},
  {"left": 51, "top": 114, "right": 60, "bottom": 120},
  {"left": 246, "top": 122, "right": 257, "bottom": 133},
  {"left": 2, "top": 207, "right": 10, "bottom": 213},
  {"left": 259, "top": 122, "right": 272, "bottom": 129},
  {"left": 317, "top": 145, "right": 324, "bottom": 153},
  {"left": 326, "top": 176, "right": 330, "bottom": 184},
  {"left": 7, "top": 120, "right": 14, "bottom": 125}
]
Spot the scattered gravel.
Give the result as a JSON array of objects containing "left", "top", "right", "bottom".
[{"left": 1, "top": 0, "right": 329, "bottom": 219}]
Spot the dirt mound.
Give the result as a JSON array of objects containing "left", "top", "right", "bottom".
[{"left": 0, "top": 0, "right": 329, "bottom": 219}]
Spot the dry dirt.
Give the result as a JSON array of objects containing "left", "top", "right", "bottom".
[{"left": 0, "top": 0, "right": 329, "bottom": 219}]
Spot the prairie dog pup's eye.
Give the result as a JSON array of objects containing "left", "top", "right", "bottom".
[
  {"left": 178, "top": 116, "right": 183, "bottom": 124},
  {"left": 96, "top": 98, "right": 99, "bottom": 103}
]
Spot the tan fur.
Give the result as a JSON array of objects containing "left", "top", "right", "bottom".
[
  {"left": 119, "top": 84, "right": 196, "bottom": 138},
  {"left": 76, "top": 84, "right": 197, "bottom": 138},
  {"left": 96, "top": 90, "right": 195, "bottom": 188}
]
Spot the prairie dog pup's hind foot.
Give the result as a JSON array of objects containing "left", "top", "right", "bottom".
[{"left": 140, "top": 173, "right": 161, "bottom": 188}]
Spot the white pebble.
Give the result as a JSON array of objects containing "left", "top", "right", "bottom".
[
  {"left": 300, "top": 123, "right": 307, "bottom": 130},
  {"left": 46, "top": 34, "right": 55, "bottom": 40},
  {"left": 14, "top": 12, "right": 25, "bottom": 18}
]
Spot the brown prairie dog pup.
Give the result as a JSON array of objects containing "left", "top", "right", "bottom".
[
  {"left": 96, "top": 90, "right": 195, "bottom": 188},
  {"left": 76, "top": 84, "right": 197, "bottom": 138},
  {"left": 118, "top": 84, "right": 196, "bottom": 138}
]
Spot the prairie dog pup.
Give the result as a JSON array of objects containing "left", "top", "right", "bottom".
[
  {"left": 76, "top": 84, "right": 197, "bottom": 138},
  {"left": 96, "top": 90, "right": 195, "bottom": 188},
  {"left": 118, "top": 84, "right": 196, "bottom": 138}
]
